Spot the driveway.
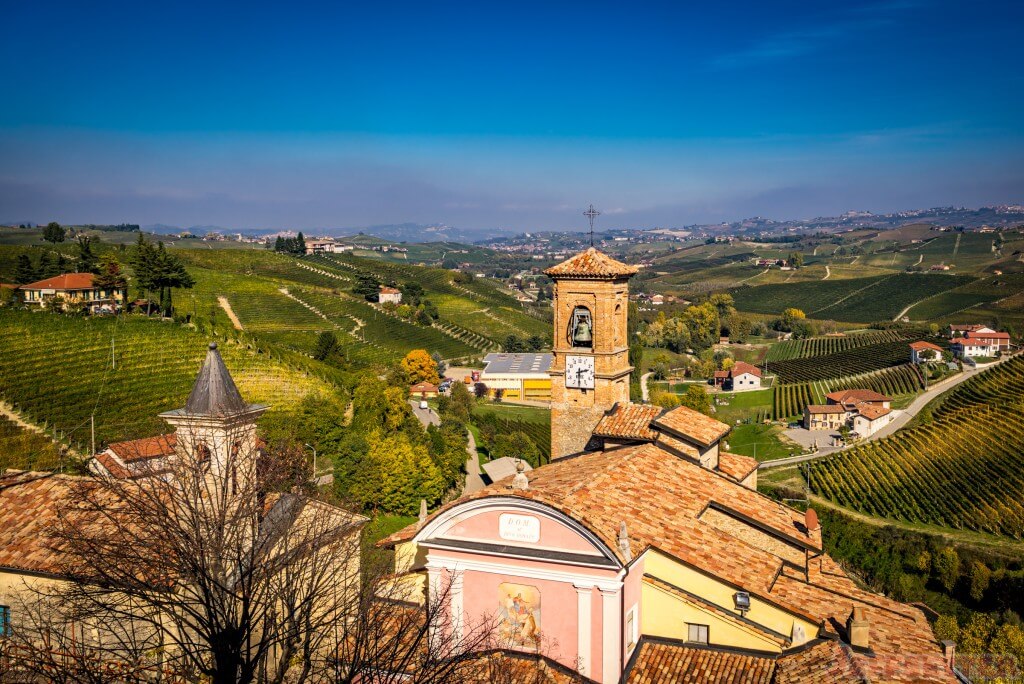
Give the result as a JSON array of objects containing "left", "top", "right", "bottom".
[{"left": 409, "top": 399, "right": 440, "bottom": 428}]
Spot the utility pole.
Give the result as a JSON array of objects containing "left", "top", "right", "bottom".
[
  {"left": 111, "top": 335, "right": 116, "bottom": 370},
  {"left": 90, "top": 415, "right": 95, "bottom": 456}
]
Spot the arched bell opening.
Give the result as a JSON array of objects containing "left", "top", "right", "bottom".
[{"left": 569, "top": 306, "right": 593, "bottom": 348}]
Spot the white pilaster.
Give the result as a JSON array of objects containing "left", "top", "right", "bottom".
[
  {"left": 600, "top": 588, "right": 620, "bottom": 684},
  {"left": 450, "top": 572, "right": 464, "bottom": 647},
  {"left": 574, "top": 584, "right": 593, "bottom": 676}
]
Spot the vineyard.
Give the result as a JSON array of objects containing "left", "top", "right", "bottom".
[
  {"left": 807, "top": 356, "right": 1024, "bottom": 537},
  {"left": 765, "top": 329, "right": 921, "bottom": 362},
  {"left": 732, "top": 273, "right": 973, "bottom": 322},
  {"left": 0, "top": 415, "right": 62, "bottom": 472},
  {"left": 0, "top": 309, "right": 338, "bottom": 450},
  {"left": 773, "top": 364, "right": 924, "bottom": 419},
  {"left": 767, "top": 337, "right": 927, "bottom": 384}
]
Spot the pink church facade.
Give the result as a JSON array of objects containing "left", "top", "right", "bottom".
[{"left": 414, "top": 497, "right": 640, "bottom": 683}]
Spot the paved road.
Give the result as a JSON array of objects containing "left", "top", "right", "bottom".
[
  {"left": 409, "top": 399, "right": 440, "bottom": 427},
  {"left": 761, "top": 355, "right": 1014, "bottom": 470}
]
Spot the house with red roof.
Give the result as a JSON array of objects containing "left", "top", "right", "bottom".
[
  {"left": 803, "top": 388, "right": 894, "bottom": 437},
  {"left": 909, "top": 340, "right": 944, "bottom": 364},
  {"left": 710, "top": 361, "right": 762, "bottom": 391},
  {"left": 950, "top": 328, "right": 1010, "bottom": 359},
  {"left": 18, "top": 272, "right": 125, "bottom": 313}
]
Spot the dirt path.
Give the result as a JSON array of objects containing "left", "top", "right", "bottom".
[
  {"left": 739, "top": 268, "right": 769, "bottom": 284},
  {"left": 218, "top": 296, "right": 244, "bottom": 331},
  {"left": 822, "top": 265, "right": 831, "bottom": 280}
]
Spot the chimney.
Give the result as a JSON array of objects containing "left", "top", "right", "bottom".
[
  {"left": 941, "top": 640, "right": 956, "bottom": 670},
  {"left": 617, "top": 521, "right": 633, "bottom": 562},
  {"left": 847, "top": 606, "right": 870, "bottom": 650},
  {"left": 511, "top": 460, "right": 529, "bottom": 491}
]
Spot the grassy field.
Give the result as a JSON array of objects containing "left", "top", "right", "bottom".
[
  {"left": 713, "top": 388, "right": 773, "bottom": 424},
  {"left": 725, "top": 423, "right": 800, "bottom": 462},
  {"left": 0, "top": 415, "right": 64, "bottom": 472},
  {"left": 807, "top": 356, "right": 1024, "bottom": 537}
]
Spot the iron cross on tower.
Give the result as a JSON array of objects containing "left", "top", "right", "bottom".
[{"left": 583, "top": 204, "right": 601, "bottom": 246}]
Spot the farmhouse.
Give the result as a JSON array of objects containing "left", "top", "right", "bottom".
[
  {"left": 480, "top": 352, "right": 553, "bottom": 401},
  {"left": 19, "top": 273, "right": 126, "bottom": 313},
  {"left": 950, "top": 328, "right": 1010, "bottom": 359},
  {"left": 803, "top": 389, "right": 894, "bottom": 437},
  {"left": 710, "top": 361, "right": 762, "bottom": 391},
  {"left": 378, "top": 286, "right": 402, "bottom": 304},
  {"left": 948, "top": 323, "right": 993, "bottom": 336},
  {"left": 377, "top": 247, "right": 957, "bottom": 683},
  {"left": 909, "top": 340, "right": 944, "bottom": 364}
]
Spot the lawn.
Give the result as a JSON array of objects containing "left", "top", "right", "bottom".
[
  {"left": 712, "top": 388, "right": 774, "bottom": 424},
  {"left": 725, "top": 423, "right": 800, "bottom": 462},
  {"left": 470, "top": 401, "right": 551, "bottom": 425}
]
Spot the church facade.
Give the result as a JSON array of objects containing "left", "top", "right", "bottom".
[{"left": 380, "top": 248, "right": 958, "bottom": 683}]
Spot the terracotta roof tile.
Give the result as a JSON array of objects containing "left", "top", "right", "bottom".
[
  {"left": 106, "top": 433, "right": 177, "bottom": 463},
  {"left": 730, "top": 361, "right": 762, "bottom": 378},
  {"left": 826, "top": 389, "right": 890, "bottom": 404},
  {"left": 718, "top": 451, "right": 759, "bottom": 482},
  {"left": 18, "top": 273, "right": 97, "bottom": 291},
  {"left": 652, "top": 405, "right": 730, "bottom": 447},
  {"left": 625, "top": 638, "right": 775, "bottom": 684},
  {"left": 909, "top": 341, "right": 943, "bottom": 352},
  {"left": 772, "top": 639, "right": 865, "bottom": 683},
  {"left": 593, "top": 402, "right": 662, "bottom": 441},
  {"left": 543, "top": 248, "right": 639, "bottom": 279},
  {"left": 805, "top": 404, "right": 847, "bottom": 414},
  {"left": 855, "top": 405, "right": 891, "bottom": 421}
]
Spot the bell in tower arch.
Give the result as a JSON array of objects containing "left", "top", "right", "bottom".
[{"left": 570, "top": 306, "right": 593, "bottom": 347}]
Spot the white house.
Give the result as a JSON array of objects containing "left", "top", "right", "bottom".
[
  {"left": 378, "top": 286, "right": 402, "bottom": 305},
  {"left": 950, "top": 335, "right": 1004, "bottom": 359},
  {"left": 909, "top": 341, "right": 943, "bottom": 364}
]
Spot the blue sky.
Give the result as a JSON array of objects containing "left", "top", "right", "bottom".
[{"left": 1, "top": 0, "right": 1022, "bottom": 232}]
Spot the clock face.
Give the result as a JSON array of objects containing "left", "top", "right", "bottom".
[{"left": 565, "top": 355, "right": 595, "bottom": 390}]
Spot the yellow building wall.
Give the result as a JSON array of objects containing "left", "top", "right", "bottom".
[
  {"left": 641, "top": 550, "right": 816, "bottom": 648},
  {"left": 641, "top": 581, "right": 781, "bottom": 652}
]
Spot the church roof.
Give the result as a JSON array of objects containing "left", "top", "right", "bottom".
[
  {"left": 544, "top": 247, "right": 639, "bottom": 279},
  {"left": 593, "top": 403, "right": 663, "bottom": 441},
  {"left": 651, "top": 405, "right": 731, "bottom": 447},
  {"left": 625, "top": 637, "right": 776, "bottom": 684}
]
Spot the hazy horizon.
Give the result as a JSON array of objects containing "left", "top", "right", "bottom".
[{"left": 2, "top": 0, "right": 1022, "bottom": 232}]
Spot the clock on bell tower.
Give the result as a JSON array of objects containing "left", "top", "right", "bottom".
[{"left": 544, "top": 247, "right": 638, "bottom": 459}]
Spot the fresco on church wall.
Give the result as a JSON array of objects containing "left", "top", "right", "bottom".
[{"left": 498, "top": 582, "right": 541, "bottom": 649}]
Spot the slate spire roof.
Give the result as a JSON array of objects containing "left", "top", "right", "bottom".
[{"left": 181, "top": 342, "right": 254, "bottom": 417}]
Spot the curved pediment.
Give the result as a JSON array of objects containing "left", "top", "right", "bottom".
[{"left": 415, "top": 497, "right": 620, "bottom": 569}]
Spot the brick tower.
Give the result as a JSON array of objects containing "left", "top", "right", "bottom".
[{"left": 545, "top": 248, "right": 638, "bottom": 459}]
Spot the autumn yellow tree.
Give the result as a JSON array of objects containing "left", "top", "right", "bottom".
[{"left": 401, "top": 349, "right": 440, "bottom": 385}]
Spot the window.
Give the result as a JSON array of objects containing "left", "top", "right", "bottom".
[
  {"left": 0, "top": 605, "right": 10, "bottom": 637},
  {"left": 686, "top": 623, "right": 709, "bottom": 644},
  {"left": 626, "top": 605, "right": 638, "bottom": 650}
]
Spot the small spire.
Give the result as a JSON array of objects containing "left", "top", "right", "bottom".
[
  {"left": 618, "top": 521, "right": 632, "bottom": 562},
  {"left": 511, "top": 459, "right": 529, "bottom": 491},
  {"left": 418, "top": 499, "right": 428, "bottom": 529},
  {"left": 183, "top": 342, "right": 250, "bottom": 417}
]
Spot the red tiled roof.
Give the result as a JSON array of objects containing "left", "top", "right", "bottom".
[
  {"left": 772, "top": 639, "right": 866, "bottom": 683},
  {"left": 909, "top": 341, "right": 943, "bottom": 352},
  {"left": 856, "top": 405, "right": 891, "bottom": 421},
  {"left": 544, "top": 247, "right": 639, "bottom": 279},
  {"left": 18, "top": 272, "right": 97, "bottom": 290},
  {"left": 625, "top": 638, "right": 775, "bottom": 684},
  {"left": 730, "top": 361, "right": 762, "bottom": 378},
  {"left": 379, "top": 286, "right": 401, "bottom": 294},
  {"left": 805, "top": 405, "right": 846, "bottom": 414},
  {"left": 970, "top": 332, "right": 1010, "bottom": 340},
  {"left": 652, "top": 406, "right": 731, "bottom": 447},
  {"left": 825, "top": 389, "right": 890, "bottom": 405},
  {"left": 713, "top": 370, "right": 730, "bottom": 379},
  {"left": 718, "top": 451, "right": 759, "bottom": 482},
  {"left": 106, "top": 434, "right": 177, "bottom": 463},
  {"left": 593, "top": 402, "right": 663, "bottom": 441},
  {"left": 410, "top": 382, "right": 438, "bottom": 393}
]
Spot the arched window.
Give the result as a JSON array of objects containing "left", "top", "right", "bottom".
[{"left": 569, "top": 306, "right": 593, "bottom": 348}]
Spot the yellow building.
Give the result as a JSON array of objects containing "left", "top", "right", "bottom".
[{"left": 480, "top": 352, "right": 552, "bottom": 401}]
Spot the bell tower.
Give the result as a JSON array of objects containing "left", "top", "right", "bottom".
[{"left": 545, "top": 248, "right": 638, "bottom": 459}]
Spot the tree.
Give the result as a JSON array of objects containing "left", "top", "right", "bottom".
[
  {"left": 651, "top": 390, "right": 681, "bottom": 409},
  {"left": 489, "top": 432, "right": 542, "bottom": 467},
  {"left": 933, "top": 546, "right": 961, "bottom": 593},
  {"left": 526, "top": 334, "right": 545, "bottom": 352},
  {"left": 93, "top": 253, "right": 128, "bottom": 290},
  {"left": 15, "top": 253, "right": 38, "bottom": 284},
  {"left": 447, "top": 381, "right": 474, "bottom": 423},
  {"left": 502, "top": 334, "right": 525, "bottom": 353},
  {"left": 42, "top": 221, "right": 66, "bottom": 244},
  {"left": 150, "top": 242, "right": 196, "bottom": 315},
  {"left": 402, "top": 349, "right": 440, "bottom": 385},
  {"left": 77, "top": 235, "right": 99, "bottom": 273},
  {"left": 372, "top": 431, "right": 446, "bottom": 514},
  {"left": 37, "top": 251, "right": 58, "bottom": 278},
  {"left": 708, "top": 293, "right": 735, "bottom": 319},
  {"left": 968, "top": 560, "right": 992, "bottom": 602},
  {"left": 295, "top": 231, "right": 307, "bottom": 255},
  {"left": 313, "top": 331, "right": 340, "bottom": 361},
  {"left": 354, "top": 274, "right": 381, "bottom": 299},
  {"left": 678, "top": 385, "right": 713, "bottom": 415},
  {"left": 431, "top": 351, "right": 447, "bottom": 377},
  {"left": 473, "top": 382, "right": 488, "bottom": 399},
  {"left": 777, "top": 307, "right": 806, "bottom": 332}
]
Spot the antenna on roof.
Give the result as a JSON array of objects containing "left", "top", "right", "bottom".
[{"left": 583, "top": 204, "right": 601, "bottom": 247}]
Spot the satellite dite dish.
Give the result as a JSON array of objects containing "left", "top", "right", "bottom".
[{"left": 805, "top": 508, "right": 820, "bottom": 533}]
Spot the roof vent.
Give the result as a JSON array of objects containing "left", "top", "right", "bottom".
[
  {"left": 511, "top": 460, "right": 529, "bottom": 491},
  {"left": 847, "top": 606, "right": 870, "bottom": 650}
]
